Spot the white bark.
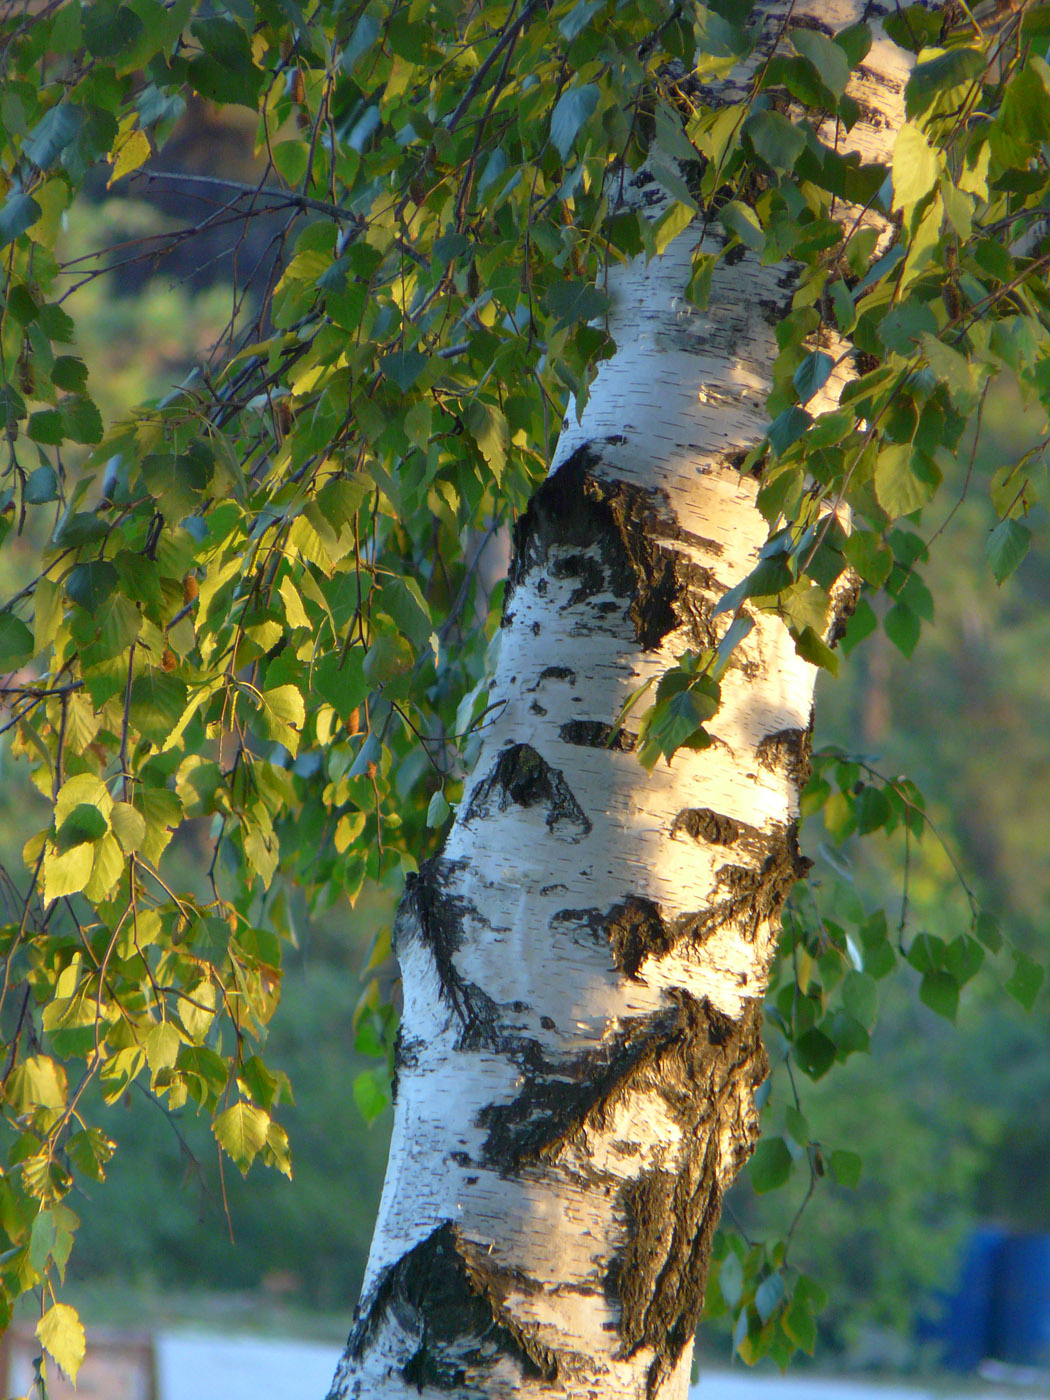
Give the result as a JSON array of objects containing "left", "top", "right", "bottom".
[{"left": 330, "top": 5, "right": 925, "bottom": 1397}]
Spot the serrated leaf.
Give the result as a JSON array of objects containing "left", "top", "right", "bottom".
[
  {"left": 544, "top": 280, "right": 611, "bottom": 328},
  {"left": 25, "top": 104, "right": 84, "bottom": 169},
  {"left": 5, "top": 1055, "right": 67, "bottom": 1111},
  {"left": 42, "top": 841, "right": 94, "bottom": 902},
  {"left": 550, "top": 83, "right": 599, "bottom": 161},
  {"left": 919, "top": 968, "right": 959, "bottom": 1021},
  {"left": 353, "top": 1067, "right": 389, "bottom": 1124},
  {"left": 892, "top": 123, "right": 941, "bottom": 211},
  {"left": 56, "top": 803, "right": 108, "bottom": 852},
  {"left": 111, "top": 801, "right": 147, "bottom": 853},
  {"left": 842, "top": 970, "right": 878, "bottom": 1029},
  {"left": 906, "top": 46, "right": 984, "bottom": 115},
  {"left": 792, "top": 27, "right": 850, "bottom": 98},
  {"left": 465, "top": 399, "right": 509, "bottom": 479},
  {"left": 25, "top": 464, "right": 59, "bottom": 503},
  {"left": 61, "top": 395, "right": 103, "bottom": 444},
  {"left": 257, "top": 684, "right": 305, "bottom": 754},
  {"left": 37, "top": 1302, "right": 85, "bottom": 1383},
  {"left": 793, "top": 351, "right": 835, "bottom": 404},
  {"left": 874, "top": 444, "right": 940, "bottom": 519},
  {"left": 986, "top": 518, "right": 1030, "bottom": 584},
  {"left": 884, "top": 601, "right": 920, "bottom": 656},
  {"left": 1006, "top": 950, "right": 1044, "bottom": 1011},
  {"left": 427, "top": 790, "right": 451, "bottom": 827},
  {"left": 213, "top": 1101, "right": 270, "bottom": 1173},
  {"left": 745, "top": 108, "right": 806, "bottom": 171}
]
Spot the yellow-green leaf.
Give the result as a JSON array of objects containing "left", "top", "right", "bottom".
[{"left": 37, "top": 1302, "right": 85, "bottom": 1383}]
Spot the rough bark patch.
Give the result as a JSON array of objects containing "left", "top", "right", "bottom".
[
  {"left": 613, "top": 997, "right": 769, "bottom": 1398},
  {"left": 465, "top": 742, "right": 592, "bottom": 842},
  {"left": 605, "top": 895, "right": 675, "bottom": 976},
  {"left": 756, "top": 722, "right": 814, "bottom": 789},
  {"left": 345, "top": 1222, "right": 556, "bottom": 1390},
  {"left": 559, "top": 718, "right": 637, "bottom": 752},
  {"left": 671, "top": 807, "right": 755, "bottom": 846},
  {"left": 505, "top": 446, "right": 708, "bottom": 650},
  {"left": 479, "top": 1004, "right": 682, "bottom": 1171}
]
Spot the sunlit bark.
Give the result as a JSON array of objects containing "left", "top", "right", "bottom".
[{"left": 330, "top": 5, "right": 918, "bottom": 1396}]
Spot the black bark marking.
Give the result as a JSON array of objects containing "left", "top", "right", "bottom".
[
  {"left": 479, "top": 1004, "right": 682, "bottom": 1170},
  {"left": 345, "top": 1222, "right": 557, "bottom": 1388},
  {"left": 559, "top": 719, "right": 636, "bottom": 752},
  {"left": 672, "top": 807, "right": 752, "bottom": 846},
  {"left": 755, "top": 722, "right": 814, "bottom": 788},
  {"left": 612, "top": 998, "right": 769, "bottom": 1397},
  {"left": 605, "top": 895, "right": 675, "bottom": 976},
  {"left": 464, "top": 743, "right": 592, "bottom": 842},
  {"left": 505, "top": 447, "right": 684, "bottom": 650},
  {"left": 537, "top": 665, "right": 575, "bottom": 683}
]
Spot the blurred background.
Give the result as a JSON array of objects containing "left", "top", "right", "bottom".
[{"left": 3, "top": 98, "right": 1050, "bottom": 1395}]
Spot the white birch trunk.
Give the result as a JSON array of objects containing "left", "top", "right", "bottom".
[{"left": 329, "top": 5, "right": 923, "bottom": 1396}]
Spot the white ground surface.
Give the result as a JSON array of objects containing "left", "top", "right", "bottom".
[{"left": 154, "top": 1332, "right": 1050, "bottom": 1400}]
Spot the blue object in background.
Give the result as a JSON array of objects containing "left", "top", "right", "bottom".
[
  {"left": 992, "top": 1233, "right": 1050, "bottom": 1366},
  {"left": 919, "top": 1225, "right": 1009, "bottom": 1371}
]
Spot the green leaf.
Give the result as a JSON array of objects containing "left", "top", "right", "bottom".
[
  {"left": 56, "top": 803, "right": 108, "bottom": 852},
  {"left": 986, "top": 518, "right": 1030, "bottom": 584},
  {"left": 188, "top": 17, "right": 263, "bottom": 106},
  {"left": 28, "top": 408, "right": 64, "bottom": 444},
  {"left": 66, "top": 560, "right": 118, "bottom": 611},
  {"left": 353, "top": 1067, "right": 389, "bottom": 1124},
  {"left": 544, "top": 280, "right": 611, "bottom": 328},
  {"left": 792, "top": 28, "right": 850, "bottom": 99},
  {"left": 1006, "top": 950, "right": 1044, "bottom": 1011},
  {"left": 130, "top": 671, "right": 189, "bottom": 745},
  {"left": 0, "top": 612, "right": 34, "bottom": 668},
  {"left": 0, "top": 191, "right": 41, "bottom": 245},
  {"left": 842, "top": 970, "right": 878, "bottom": 1029},
  {"left": 213, "top": 1101, "right": 271, "bottom": 1174},
  {"left": 427, "top": 790, "right": 451, "bottom": 827},
  {"left": 61, "top": 395, "right": 103, "bottom": 445},
  {"left": 877, "top": 301, "right": 938, "bottom": 355},
  {"left": 874, "top": 444, "right": 940, "bottom": 519},
  {"left": 25, "top": 464, "right": 59, "bottom": 503},
  {"left": 892, "top": 123, "right": 941, "bottom": 211},
  {"left": 25, "top": 104, "right": 84, "bottom": 169},
  {"left": 363, "top": 631, "right": 413, "bottom": 685},
  {"left": 793, "top": 351, "right": 835, "bottom": 404},
  {"left": 465, "top": 399, "right": 509, "bottom": 478},
  {"left": 755, "top": 1272, "right": 785, "bottom": 1322},
  {"left": 768, "top": 406, "right": 811, "bottom": 456},
  {"left": 884, "top": 601, "right": 920, "bottom": 656},
  {"left": 257, "top": 684, "right": 305, "bottom": 755},
  {"left": 42, "top": 841, "right": 94, "bottom": 902},
  {"left": 378, "top": 350, "right": 428, "bottom": 391},
  {"left": 37, "top": 1302, "right": 85, "bottom": 1383},
  {"left": 5, "top": 1054, "right": 67, "bottom": 1111},
  {"left": 750, "top": 1136, "right": 793, "bottom": 1192},
  {"left": 720, "top": 200, "right": 764, "bottom": 251},
  {"left": 907, "top": 46, "right": 985, "bottom": 116},
  {"left": 829, "top": 1149, "right": 863, "bottom": 1188},
  {"left": 745, "top": 109, "right": 806, "bottom": 172},
  {"left": 919, "top": 969, "right": 959, "bottom": 1021},
  {"left": 100, "top": 800, "right": 144, "bottom": 857},
  {"left": 550, "top": 84, "right": 599, "bottom": 160},
  {"left": 794, "top": 1026, "right": 836, "bottom": 1079}
]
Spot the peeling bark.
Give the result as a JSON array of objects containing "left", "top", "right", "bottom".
[{"left": 329, "top": 5, "right": 922, "bottom": 1397}]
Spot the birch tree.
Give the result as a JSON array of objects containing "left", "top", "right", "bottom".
[{"left": 0, "top": 0, "right": 1048, "bottom": 1394}]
